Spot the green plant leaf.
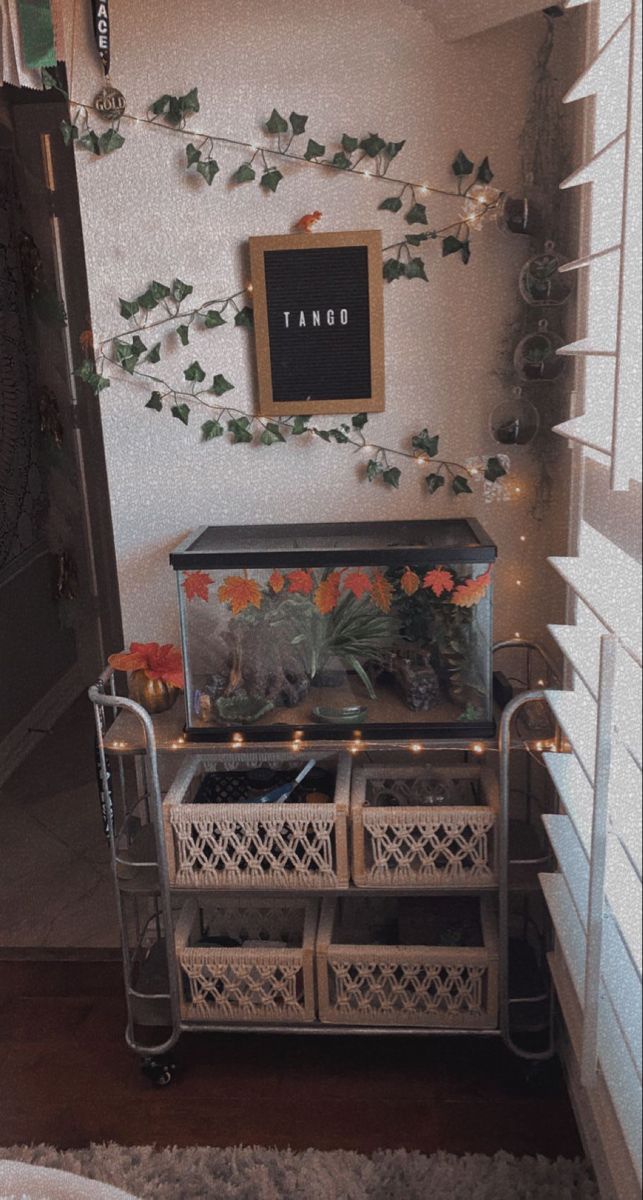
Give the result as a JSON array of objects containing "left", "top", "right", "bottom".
[
  {"left": 379, "top": 195, "right": 403, "bottom": 213},
  {"left": 341, "top": 134, "right": 359, "bottom": 154},
  {"left": 184, "top": 360, "right": 206, "bottom": 383},
  {"left": 201, "top": 418, "right": 224, "bottom": 440},
  {"left": 385, "top": 140, "right": 405, "bottom": 159},
  {"left": 186, "top": 142, "right": 202, "bottom": 165},
  {"left": 452, "top": 475, "right": 473, "bottom": 496},
  {"left": 348, "top": 655, "right": 377, "bottom": 701},
  {"left": 196, "top": 158, "right": 219, "bottom": 185},
  {"left": 366, "top": 459, "right": 382, "bottom": 481},
  {"left": 114, "top": 337, "right": 146, "bottom": 373},
  {"left": 476, "top": 156, "right": 494, "bottom": 183},
  {"left": 136, "top": 287, "right": 158, "bottom": 311},
  {"left": 452, "top": 149, "right": 474, "bottom": 177},
  {"left": 260, "top": 422, "right": 286, "bottom": 445},
  {"left": 460, "top": 240, "right": 471, "bottom": 265},
  {"left": 406, "top": 202, "right": 428, "bottom": 225},
  {"left": 204, "top": 309, "right": 226, "bottom": 328},
  {"left": 176, "top": 324, "right": 190, "bottom": 345},
  {"left": 383, "top": 467, "right": 401, "bottom": 488},
  {"left": 145, "top": 391, "right": 163, "bottom": 412},
  {"left": 352, "top": 412, "right": 368, "bottom": 430},
  {"left": 426, "top": 472, "right": 445, "bottom": 494},
  {"left": 315, "top": 429, "right": 331, "bottom": 442},
  {"left": 266, "top": 108, "right": 288, "bottom": 134},
  {"left": 412, "top": 429, "right": 439, "bottom": 457},
  {"left": 329, "top": 428, "right": 349, "bottom": 443},
  {"left": 78, "top": 130, "right": 100, "bottom": 155},
  {"left": 119, "top": 298, "right": 139, "bottom": 319},
  {"left": 171, "top": 403, "right": 190, "bottom": 425},
  {"left": 442, "top": 235, "right": 464, "bottom": 257},
  {"left": 359, "top": 132, "right": 386, "bottom": 157},
  {"left": 232, "top": 161, "right": 256, "bottom": 183},
  {"left": 404, "top": 257, "right": 428, "bottom": 281},
  {"left": 260, "top": 167, "right": 283, "bottom": 192},
  {"left": 179, "top": 87, "right": 200, "bottom": 116},
  {"left": 172, "top": 278, "right": 193, "bottom": 302},
  {"left": 383, "top": 258, "right": 404, "bottom": 282},
  {"left": 289, "top": 111, "right": 308, "bottom": 134},
  {"left": 150, "top": 281, "right": 171, "bottom": 302},
  {"left": 228, "top": 416, "right": 253, "bottom": 443},
  {"left": 234, "top": 307, "right": 254, "bottom": 328},
  {"left": 60, "top": 120, "right": 78, "bottom": 146},
  {"left": 484, "top": 455, "right": 507, "bottom": 483},
  {"left": 145, "top": 342, "right": 161, "bottom": 363},
  {"left": 210, "top": 373, "right": 234, "bottom": 396},
  {"left": 42, "top": 67, "right": 66, "bottom": 93},
  {"left": 331, "top": 152, "right": 351, "bottom": 170},
  {"left": 405, "top": 232, "right": 429, "bottom": 245},
  {"left": 291, "top": 415, "right": 311, "bottom": 434},
  {"left": 304, "top": 139, "right": 325, "bottom": 160},
  {"left": 149, "top": 94, "right": 172, "bottom": 116},
  {"left": 98, "top": 128, "right": 125, "bottom": 155},
  {"left": 74, "top": 360, "right": 110, "bottom": 394}
]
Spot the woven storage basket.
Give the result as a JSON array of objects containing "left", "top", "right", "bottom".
[
  {"left": 175, "top": 897, "right": 317, "bottom": 1023},
  {"left": 163, "top": 752, "right": 351, "bottom": 889},
  {"left": 317, "top": 894, "right": 498, "bottom": 1029},
  {"left": 351, "top": 764, "right": 499, "bottom": 889}
]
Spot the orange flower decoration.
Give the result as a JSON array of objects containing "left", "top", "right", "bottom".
[
  {"left": 287, "top": 569, "right": 314, "bottom": 596},
  {"left": 218, "top": 575, "right": 263, "bottom": 615},
  {"left": 371, "top": 570, "right": 394, "bottom": 613},
  {"left": 423, "top": 566, "right": 454, "bottom": 597},
  {"left": 182, "top": 571, "right": 214, "bottom": 602},
  {"left": 343, "top": 570, "right": 372, "bottom": 599},
  {"left": 108, "top": 642, "right": 184, "bottom": 689},
  {"left": 314, "top": 571, "right": 342, "bottom": 615},
  {"left": 451, "top": 567, "right": 493, "bottom": 608},
  {"left": 401, "top": 567, "right": 420, "bottom": 596},
  {"left": 268, "top": 570, "right": 285, "bottom": 593}
]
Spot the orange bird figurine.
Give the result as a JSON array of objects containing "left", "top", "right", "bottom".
[{"left": 295, "top": 210, "right": 323, "bottom": 233}]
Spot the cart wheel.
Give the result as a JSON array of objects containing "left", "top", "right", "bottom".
[{"left": 141, "top": 1055, "right": 176, "bottom": 1087}]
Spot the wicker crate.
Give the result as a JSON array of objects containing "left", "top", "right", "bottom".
[
  {"left": 317, "top": 894, "right": 498, "bottom": 1029},
  {"left": 351, "top": 764, "right": 499, "bottom": 889},
  {"left": 163, "top": 752, "right": 351, "bottom": 889},
  {"left": 175, "top": 897, "right": 317, "bottom": 1023}
]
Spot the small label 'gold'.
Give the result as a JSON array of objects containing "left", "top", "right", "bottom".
[{"left": 93, "top": 85, "right": 125, "bottom": 118}]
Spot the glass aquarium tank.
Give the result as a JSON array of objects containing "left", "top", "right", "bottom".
[{"left": 170, "top": 520, "right": 496, "bottom": 742}]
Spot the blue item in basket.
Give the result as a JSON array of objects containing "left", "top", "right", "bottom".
[{"left": 254, "top": 759, "right": 317, "bottom": 804}]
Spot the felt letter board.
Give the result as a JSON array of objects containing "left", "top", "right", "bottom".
[{"left": 249, "top": 230, "right": 385, "bottom": 416}]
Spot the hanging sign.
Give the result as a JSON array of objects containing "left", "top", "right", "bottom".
[
  {"left": 91, "top": 0, "right": 110, "bottom": 75},
  {"left": 249, "top": 229, "right": 385, "bottom": 417}
]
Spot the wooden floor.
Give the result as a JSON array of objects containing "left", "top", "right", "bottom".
[{"left": 0, "top": 961, "right": 583, "bottom": 1157}]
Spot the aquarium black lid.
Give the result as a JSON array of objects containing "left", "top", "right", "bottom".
[{"left": 170, "top": 519, "right": 496, "bottom": 569}]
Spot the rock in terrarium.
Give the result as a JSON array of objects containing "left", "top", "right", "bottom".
[{"left": 391, "top": 650, "right": 440, "bottom": 711}]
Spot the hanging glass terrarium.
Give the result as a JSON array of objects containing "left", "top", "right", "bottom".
[
  {"left": 496, "top": 190, "right": 545, "bottom": 238},
  {"left": 518, "top": 243, "right": 572, "bottom": 307},
  {"left": 490, "top": 388, "right": 540, "bottom": 446},
  {"left": 514, "top": 320, "right": 566, "bottom": 383}
]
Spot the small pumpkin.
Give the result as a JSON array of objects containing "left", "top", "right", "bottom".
[
  {"left": 128, "top": 669, "right": 179, "bottom": 714},
  {"left": 108, "top": 641, "right": 184, "bottom": 715}
]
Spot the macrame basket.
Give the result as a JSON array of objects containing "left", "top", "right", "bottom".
[
  {"left": 163, "top": 752, "right": 351, "bottom": 889},
  {"left": 175, "top": 897, "right": 318, "bottom": 1023},
  {"left": 351, "top": 764, "right": 499, "bottom": 889},
  {"left": 317, "top": 894, "right": 498, "bottom": 1029}
]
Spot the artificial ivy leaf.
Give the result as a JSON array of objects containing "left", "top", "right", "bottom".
[
  {"left": 331, "top": 152, "right": 351, "bottom": 170},
  {"left": 149, "top": 93, "right": 173, "bottom": 116},
  {"left": 304, "top": 139, "right": 325, "bottom": 161},
  {"left": 74, "top": 360, "right": 110, "bottom": 394},
  {"left": 452, "top": 475, "right": 473, "bottom": 495},
  {"left": 150, "top": 281, "right": 171, "bottom": 302},
  {"left": 145, "top": 343, "right": 162, "bottom": 363},
  {"left": 405, "top": 232, "right": 429, "bottom": 246},
  {"left": 176, "top": 324, "right": 190, "bottom": 345},
  {"left": 476, "top": 156, "right": 494, "bottom": 183},
  {"left": 146, "top": 391, "right": 163, "bottom": 412},
  {"left": 289, "top": 111, "right": 308, "bottom": 135},
  {"left": 385, "top": 140, "right": 405, "bottom": 159},
  {"left": 196, "top": 158, "right": 219, "bottom": 185},
  {"left": 78, "top": 130, "right": 100, "bottom": 155},
  {"left": 404, "top": 257, "right": 428, "bottom": 281},
  {"left": 366, "top": 459, "right": 382, "bottom": 481},
  {"left": 352, "top": 412, "right": 368, "bottom": 430},
  {"left": 260, "top": 422, "right": 286, "bottom": 445},
  {"left": 315, "top": 429, "right": 331, "bottom": 442},
  {"left": 136, "top": 287, "right": 158, "bottom": 310},
  {"left": 98, "top": 128, "right": 125, "bottom": 155},
  {"left": 291, "top": 415, "right": 311, "bottom": 434},
  {"left": 60, "top": 120, "right": 78, "bottom": 146},
  {"left": 460, "top": 240, "right": 471, "bottom": 265},
  {"left": 114, "top": 337, "right": 146, "bottom": 373},
  {"left": 412, "top": 429, "right": 439, "bottom": 457},
  {"left": 406, "top": 202, "right": 428, "bottom": 225},
  {"left": 426, "top": 472, "right": 445, "bottom": 494},
  {"left": 484, "top": 456, "right": 507, "bottom": 483},
  {"left": 179, "top": 88, "right": 200, "bottom": 117},
  {"left": 204, "top": 309, "right": 226, "bottom": 328},
  {"left": 232, "top": 162, "right": 256, "bottom": 183},
  {"left": 185, "top": 142, "right": 202, "bottom": 166},
  {"left": 210, "top": 373, "right": 234, "bottom": 397},
  {"left": 341, "top": 134, "right": 359, "bottom": 154},
  {"left": 442, "top": 235, "right": 464, "bottom": 257},
  {"left": 228, "top": 416, "right": 253, "bottom": 443},
  {"left": 329, "top": 428, "right": 349, "bottom": 443},
  {"left": 383, "top": 467, "right": 401, "bottom": 488},
  {"left": 119, "top": 298, "right": 139, "bottom": 319},
  {"left": 260, "top": 167, "right": 283, "bottom": 192},
  {"left": 172, "top": 278, "right": 193, "bottom": 302},
  {"left": 184, "top": 360, "right": 206, "bottom": 383},
  {"left": 42, "top": 67, "right": 63, "bottom": 92},
  {"left": 266, "top": 108, "right": 288, "bottom": 134},
  {"left": 171, "top": 403, "right": 190, "bottom": 425},
  {"left": 359, "top": 132, "right": 386, "bottom": 157},
  {"left": 234, "top": 307, "right": 254, "bottom": 328},
  {"left": 383, "top": 258, "right": 404, "bottom": 282},
  {"left": 379, "top": 195, "right": 403, "bottom": 213},
  {"left": 201, "top": 418, "right": 224, "bottom": 440},
  {"left": 452, "top": 149, "right": 474, "bottom": 177}
]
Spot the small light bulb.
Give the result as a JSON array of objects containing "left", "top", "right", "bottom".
[
  {"left": 514, "top": 486, "right": 522, "bottom": 495},
  {"left": 470, "top": 467, "right": 479, "bottom": 476},
  {"left": 535, "top": 741, "right": 543, "bottom": 752},
  {"left": 471, "top": 743, "right": 484, "bottom": 756},
  {"left": 537, "top": 679, "right": 545, "bottom": 687},
  {"left": 246, "top": 282, "right": 253, "bottom": 294},
  {"left": 416, "top": 456, "right": 427, "bottom": 465},
  {"left": 291, "top": 739, "right": 302, "bottom": 751},
  {"left": 516, "top": 579, "right": 522, "bottom": 586},
  {"left": 363, "top": 170, "right": 372, "bottom": 179},
  {"left": 419, "top": 185, "right": 428, "bottom": 194},
  {"left": 410, "top": 742, "right": 422, "bottom": 754},
  {"left": 520, "top": 535, "right": 526, "bottom": 543},
  {"left": 514, "top": 631, "right": 521, "bottom": 639}
]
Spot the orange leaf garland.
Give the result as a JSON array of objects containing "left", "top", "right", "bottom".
[
  {"left": 451, "top": 567, "right": 493, "bottom": 608},
  {"left": 217, "top": 575, "right": 263, "bottom": 615},
  {"left": 314, "top": 571, "right": 342, "bottom": 614},
  {"left": 268, "top": 570, "right": 285, "bottom": 594},
  {"left": 287, "top": 569, "right": 314, "bottom": 596},
  {"left": 343, "top": 570, "right": 372, "bottom": 600},
  {"left": 400, "top": 567, "right": 421, "bottom": 596},
  {"left": 182, "top": 571, "right": 214, "bottom": 602},
  {"left": 423, "top": 566, "right": 454, "bottom": 597},
  {"left": 371, "top": 570, "right": 394, "bottom": 613},
  {"left": 108, "top": 641, "right": 184, "bottom": 689}
]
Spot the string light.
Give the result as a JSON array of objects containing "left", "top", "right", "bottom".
[
  {"left": 514, "top": 631, "right": 521, "bottom": 639},
  {"left": 410, "top": 742, "right": 423, "bottom": 754},
  {"left": 470, "top": 743, "right": 485, "bottom": 756},
  {"left": 514, "top": 486, "right": 522, "bottom": 495},
  {"left": 520, "top": 535, "right": 527, "bottom": 543},
  {"left": 246, "top": 282, "right": 254, "bottom": 294},
  {"left": 291, "top": 739, "right": 302, "bottom": 751},
  {"left": 516, "top": 579, "right": 522, "bottom": 587}
]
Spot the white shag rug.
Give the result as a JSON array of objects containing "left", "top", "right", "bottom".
[{"left": 0, "top": 1145, "right": 598, "bottom": 1200}]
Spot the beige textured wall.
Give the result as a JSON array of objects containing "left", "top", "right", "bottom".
[{"left": 65, "top": 0, "right": 575, "bottom": 650}]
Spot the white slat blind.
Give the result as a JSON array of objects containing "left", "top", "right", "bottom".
[{"left": 541, "top": 1, "right": 643, "bottom": 1193}]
